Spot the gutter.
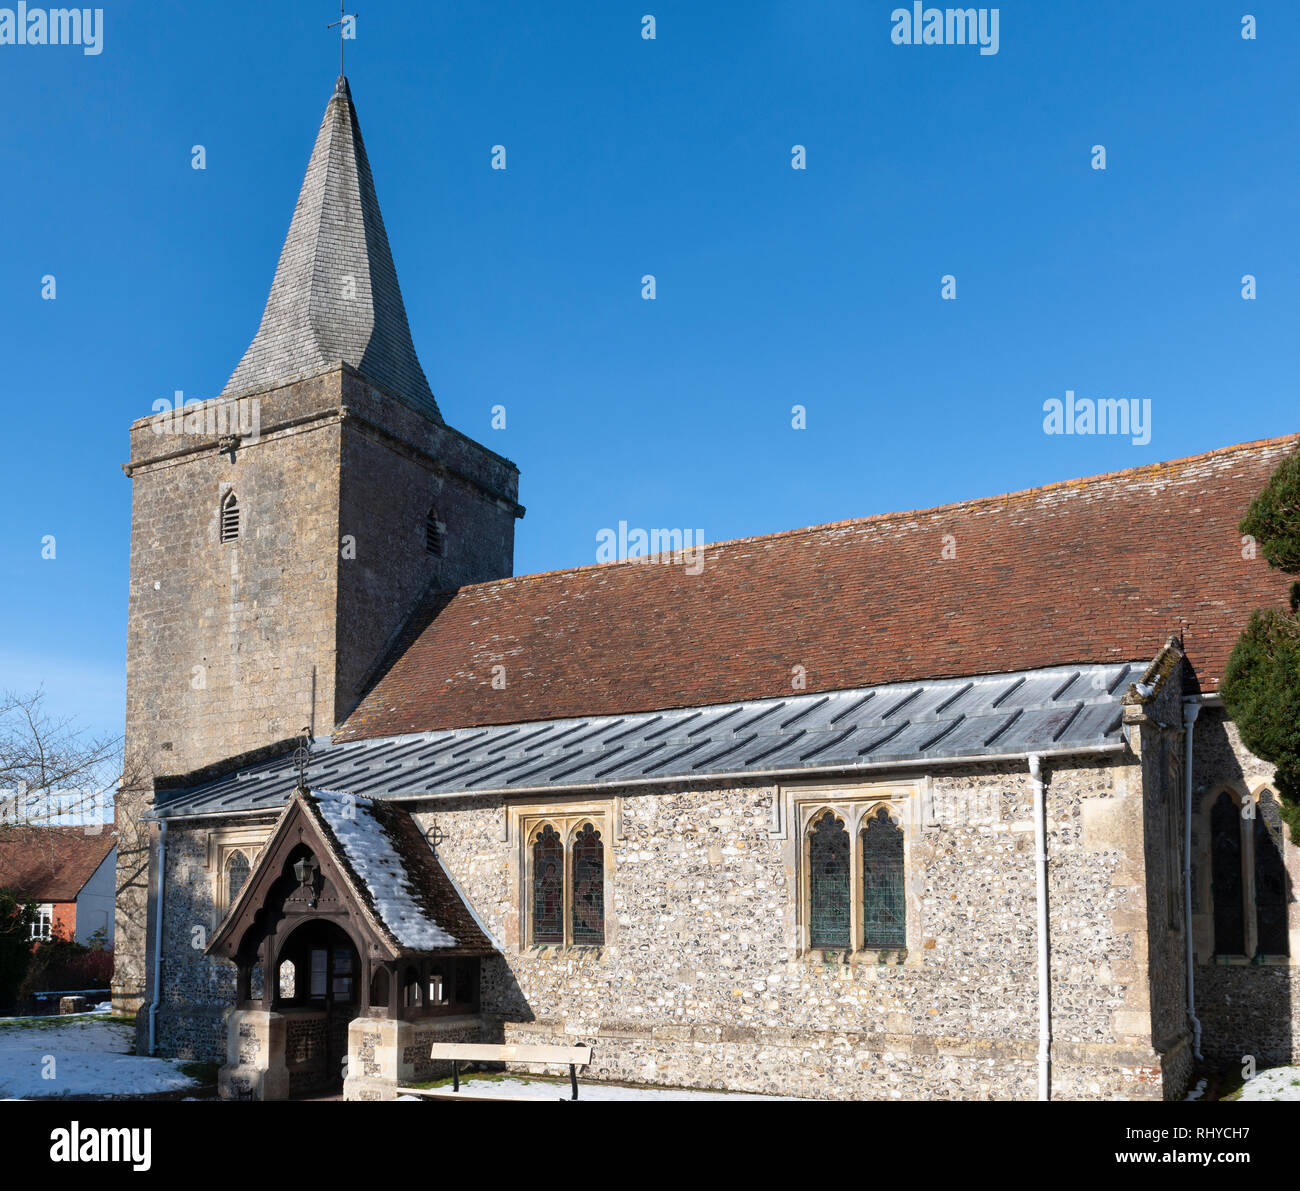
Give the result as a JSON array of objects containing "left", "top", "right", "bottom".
[
  {"left": 1029, "top": 753, "right": 1051, "bottom": 1101},
  {"left": 147, "top": 740, "right": 1128, "bottom": 823},
  {"left": 1182, "top": 696, "right": 1203, "bottom": 1060},
  {"left": 146, "top": 820, "right": 168, "bottom": 1056}
]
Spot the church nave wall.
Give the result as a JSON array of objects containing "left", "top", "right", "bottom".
[{"left": 415, "top": 757, "right": 1172, "bottom": 1100}]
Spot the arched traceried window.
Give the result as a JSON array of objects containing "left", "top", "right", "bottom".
[
  {"left": 278, "top": 959, "right": 296, "bottom": 1000},
  {"left": 370, "top": 967, "right": 390, "bottom": 1008},
  {"left": 808, "top": 812, "right": 850, "bottom": 949},
  {"left": 1211, "top": 793, "right": 1246, "bottom": 956},
  {"left": 225, "top": 850, "right": 250, "bottom": 908},
  {"left": 861, "top": 807, "right": 905, "bottom": 948},
  {"left": 425, "top": 505, "right": 445, "bottom": 557},
  {"left": 532, "top": 825, "right": 564, "bottom": 944},
  {"left": 571, "top": 824, "right": 605, "bottom": 945},
  {"left": 1254, "top": 806, "right": 1290, "bottom": 956},
  {"left": 220, "top": 491, "right": 240, "bottom": 542},
  {"left": 403, "top": 968, "right": 422, "bottom": 1008}
]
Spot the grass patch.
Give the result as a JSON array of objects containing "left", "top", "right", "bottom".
[
  {"left": 0, "top": 1012, "right": 128, "bottom": 1032},
  {"left": 406, "top": 1069, "right": 516, "bottom": 1090},
  {"left": 179, "top": 1060, "right": 221, "bottom": 1085},
  {"left": 1214, "top": 1068, "right": 1247, "bottom": 1102}
]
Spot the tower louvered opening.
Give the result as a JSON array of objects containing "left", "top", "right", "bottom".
[
  {"left": 425, "top": 506, "right": 444, "bottom": 557},
  {"left": 221, "top": 492, "right": 240, "bottom": 543}
]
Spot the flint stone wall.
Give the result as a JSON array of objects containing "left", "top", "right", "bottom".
[
  {"left": 1189, "top": 709, "right": 1299, "bottom": 1069},
  {"left": 419, "top": 756, "right": 1179, "bottom": 1100}
]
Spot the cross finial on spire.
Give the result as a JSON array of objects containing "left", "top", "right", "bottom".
[{"left": 327, "top": 1, "right": 358, "bottom": 76}]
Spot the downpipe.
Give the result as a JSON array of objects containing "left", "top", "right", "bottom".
[
  {"left": 147, "top": 819, "right": 168, "bottom": 1056},
  {"left": 1029, "top": 753, "right": 1051, "bottom": 1101}
]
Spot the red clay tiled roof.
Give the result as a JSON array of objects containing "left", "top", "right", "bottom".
[
  {"left": 337, "top": 433, "right": 1300, "bottom": 741},
  {"left": 0, "top": 827, "right": 116, "bottom": 903}
]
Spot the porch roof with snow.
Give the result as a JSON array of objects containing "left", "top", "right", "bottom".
[
  {"left": 155, "top": 659, "right": 1148, "bottom": 822},
  {"left": 207, "top": 787, "right": 494, "bottom": 960}
]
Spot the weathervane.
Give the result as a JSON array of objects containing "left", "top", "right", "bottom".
[
  {"left": 328, "top": 1, "right": 358, "bottom": 76},
  {"left": 293, "top": 728, "right": 312, "bottom": 792}
]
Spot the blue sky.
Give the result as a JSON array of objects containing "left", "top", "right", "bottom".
[{"left": 1, "top": 1, "right": 1297, "bottom": 742}]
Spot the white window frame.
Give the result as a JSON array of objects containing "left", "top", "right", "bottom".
[{"left": 31, "top": 903, "right": 54, "bottom": 942}]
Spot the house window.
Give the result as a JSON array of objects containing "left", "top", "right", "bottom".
[
  {"left": 523, "top": 814, "right": 609, "bottom": 948},
  {"left": 861, "top": 806, "right": 905, "bottom": 948},
  {"left": 425, "top": 505, "right": 445, "bottom": 557},
  {"left": 1210, "top": 789, "right": 1290, "bottom": 959},
  {"left": 808, "top": 812, "right": 851, "bottom": 949},
  {"left": 792, "top": 786, "right": 913, "bottom": 956},
  {"left": 31, "top": 904, "right": 54, "bottom": 942},
  {"left": 220, "top": 491, "right": 240, "bottom": 542}
]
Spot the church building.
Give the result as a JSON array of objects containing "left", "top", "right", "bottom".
[{"left": 114, "top": 76, "right": 1299, "bottom": 1101}]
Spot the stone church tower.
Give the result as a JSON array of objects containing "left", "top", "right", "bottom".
[{"left": 113, "top": 77, "right": 522, "bottom": 1011}]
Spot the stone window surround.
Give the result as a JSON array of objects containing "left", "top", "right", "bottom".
[
  {"left": 206, "top": 824, "right": 273, "bottom": 925},
  {"left": 776, "top": 779, "right": 921, "bottom": 964},
  {"left": 1194, "top": 782, "right": 1293, "bottom": 966},
  {"left": 505, "top": 799, "right": 615, "bottom": 953}
]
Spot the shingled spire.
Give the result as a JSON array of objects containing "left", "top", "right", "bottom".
[{"left": 220, "top": 76, "right": 440, "bottom": 421}]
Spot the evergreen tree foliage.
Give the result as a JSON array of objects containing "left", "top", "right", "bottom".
[
  {"left": 0, "top": 889, "right": 35, "bottom": 1011},
  {"left": 1222, "top": 449, "right": 1300, "bottom": 839}
]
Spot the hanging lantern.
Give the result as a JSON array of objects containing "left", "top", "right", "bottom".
[{"left": 293, "top": 854, "right": 319, "bottom": 907}]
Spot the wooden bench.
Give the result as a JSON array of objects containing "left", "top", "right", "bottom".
[{"left": 396, "top": 1043, "right": 592, "bottom": 1101}]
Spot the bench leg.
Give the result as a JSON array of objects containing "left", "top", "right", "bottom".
[
  {"left": 570, "top": 1064, "right": 578, "bottom": 1101},
  {"left": 453, "top": 1060, "right": 459, "bottom": 1093}
]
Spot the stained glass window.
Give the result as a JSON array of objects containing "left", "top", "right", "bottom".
[
  {"left": 571, "top": 823, "right": 605, "bottom": 945},
  {"left": 809, "top": 812, "right": 850, "bottom": 949},
  {"left": 1254, "top": 810, "right": 1290, "bottom": 956},
  {"left": 532, "top": 824, "right": 564, "bottom": 944},
  {"left": 226, "top": 850, "right": 250, "bottom": 908},
  {"left": 862, "top": 807, "right": 905, "bottom": 948},
  {"left": 1211, "top": 793, "right": 1245, "bottom": 956}
]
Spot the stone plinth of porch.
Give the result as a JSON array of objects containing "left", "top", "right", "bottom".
[
  {"left": 344, "top": 1014, "right": 486, "bottom": 1101},
  {"left": 218, "top": 1009, "right": 292, "bottom": 1101}
]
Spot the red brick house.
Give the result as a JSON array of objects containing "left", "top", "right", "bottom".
[{"left": 0, "top": 827, "right": 117, "bottom": 947}]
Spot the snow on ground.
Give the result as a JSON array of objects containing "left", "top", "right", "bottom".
[
  {"left": 1236, "top": 1065, "right": 1300, "bottom": 1102},
  {"left": 0, "top": 1015, "right": 200, "bottom": 1099},
  {"left": 398, "top": 1077, "right": 804, "bottom": 1101}
]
